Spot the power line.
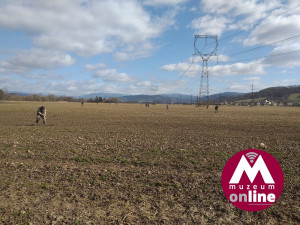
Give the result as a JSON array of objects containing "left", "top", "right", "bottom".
[
  {"left": 204, "top": 31, "right": 244, "bottom": 47},
  {"left": 168, "top": 49, "right": 300, "bottom": 95},
  {"left": 221, "top": 49, "right": 300, "bottom": 64},
  {"left": 181, "top": 55, "right": 196, "bottom": 76},
  {"left": 172, "top": 55, "right": 195, "bottom": 80},
  {"left": 276, "top": 3, "right": 300, "bottom": 16},
  {"left": 229, "top": 34, "right": 300, "bottom": 57},
  {"left": 219, "top": 31, "right": 245, "bottom": 43},
  {"left": 169, "top": 38, "right": 300, "bottom": 94},
  {"left": 203, "top": 4, "right": 300, "bottom": 52},
  {"left": 203, "top": 4, "right": 300, "bottom": 48},
  {"left": 223, "top": 3, "right": 300, "bottom": 41},
  {"left": 167, "top": 3, "right": 300, "bottom": 95},
  {"left": 172, "top": 6, "right": 300, "bottom": 75},
  {"left": 167, "top": 48, "right": 300, "bottom": 95},
  {"left": 270, "top": 49, "right": 300, "bottom": 57}
]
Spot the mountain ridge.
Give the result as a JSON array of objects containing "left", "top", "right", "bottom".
[{"left": 3, "top": 85, "right": 300, "bottom": 104}]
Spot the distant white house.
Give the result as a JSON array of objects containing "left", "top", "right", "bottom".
[{"left": 265, "top": 100, "right": 272, "bottom": 105}]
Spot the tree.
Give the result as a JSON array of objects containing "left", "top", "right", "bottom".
[
  {"left": 47, "top": 94, "right": 57, "bottom": 101},
  {"left": 64, "top": 96, "right": 74, "bottom": 102},
  {"left": 0, "top": 89, "right": 5, "bottom": 100},
  {"left": 105, "top": 97, "right": 119, "bottom": 103},
  {"left": 87, "top": 97, "right": 94, "bottom": 103}
]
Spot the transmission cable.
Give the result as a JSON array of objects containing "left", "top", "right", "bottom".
[{"left": 229, "top": 34, "right": 300, "bottom": 57}]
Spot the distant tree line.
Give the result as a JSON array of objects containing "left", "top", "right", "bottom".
[
  {"left": 1, "top": 93, "right": 80, "bottom": 102},
  {"left": 86, "top": 96, "right": 119, "bottom": 103},
  {"left": 0, "top": 89, "right": 120, "bottom": 103},
  {"left": 0, "top": 88, "right": 78, "bottom": 102},
  {"left": 86, "top": 96, "right": 103, "bottom": 103}
]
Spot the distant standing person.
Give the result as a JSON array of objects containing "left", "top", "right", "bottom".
[
  {"left": 81, "top": 100, "right": 84, "bottom": 107},
  {"left": 215, "top": 105, "right": 219, "bottom": 113},
  {"left": 35, "top": 106, "right": 46, "bottom": 125}
]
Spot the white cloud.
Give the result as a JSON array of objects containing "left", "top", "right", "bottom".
[
  {"left": 201, "top": 0, "right": 281, "bottom": 21},
  {"left": 244, "top": 76, "right": 261, "bottom": 81},
  {"left": 0, "top": 76, "right": 118, "bottom": 96},
  {"left": 227, "top": 81, "right": 266, "bottom": 93},
  {"left": 0, "top": 75, "right": 10, "bottom": 84},
  {"left": 210, "top": 55, "right": 229, "bottom": 63},
  {"left": 109, "top": 79, "right": 185, "bottom": 95},
  {"left": 160, "top": 62, "right": 201, "bottom": 77},
  {"left": 126, "top": 81, "right": 152, "bottom": 95},
  {"left": 189, "top": 55, "right": 228, "bottom": 63},
  {"left": 192, "top": 0, "right": 283, "bottom": 37},
  {"left": 227, "top": 84, "right": 250, "bottom": 92},
  {"left": 143, "top": 0, "right": 187, "bottom": 6},
  {"left": 162, "top": 79, "right": 187, "bottom": 93},
  {"left": 244, "top": 14, "right": 300, "bottom": 46},
  {"left": 85, "top": 63, "right": 107, "bottom": 70},
  {"left": 190, "top": 7, "right": 197, "bottom": 12},
  {"left": 201, "top": 0, "right": 236, "bottom": 15},
  {"left": 190, "top": 15, "right": 230, "bottom": 36},
  {"left": 93, "top": 69, "right": 138, "bottom": 83},
  {"left": 27, "top": 72, "right": 65, "bottom": 80},
  {"left": 210, "top": 61, "right": 265, "bottom": 76},
  {"left": 263, "top": 43, "right": 300, "bottom": 68},
  {"left": 114, "top": 42, "right": 159, "bottom": 61},
  {"left": 161, "top": 59, "right": 265, "bottom": 77},
  {"left": 273, "top": 78, "right": 300, "bottom": 86},
  {"left": 0, "top": 75, "right": 154, "bottom": 96},
  {"left": 0, "top": 49, "right": 75, "bottom": 74},
  {"left": 48, "top": 80, "right": 120, "bottom": 96},
  {"left": 0, "top": 0, "right": 175, "bottom": 58}
]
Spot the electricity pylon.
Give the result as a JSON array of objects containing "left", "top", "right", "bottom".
[{"left": 194, "top": 35, "right": 218, "bottom": 107}]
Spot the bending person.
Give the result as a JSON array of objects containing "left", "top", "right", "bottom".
[{"left": 35, "top": 106, "right": 46, "bottom": 125}]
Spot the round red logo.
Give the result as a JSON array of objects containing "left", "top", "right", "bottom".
[{"left": 222, "top": 149, "right": 284, "bottom": 211}]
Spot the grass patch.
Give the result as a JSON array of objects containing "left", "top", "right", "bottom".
[
  {"left": 73, "top": 156, "right": 90, "bottom": 163},
  {"left": 288, "top": 93, "right": 300, "bottom": 103}
]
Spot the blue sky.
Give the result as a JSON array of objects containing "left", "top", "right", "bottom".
[{"left": 0, "top": 0, "right": 300, "bottom": 96}]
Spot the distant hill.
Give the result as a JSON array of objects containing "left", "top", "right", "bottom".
[
  {"left": 3, "top": 85, "right": 300, "bottom": 105},
  {"left": 257, "top": 86, "right": 300, "bottom": 99},
  {"left": 1, "top": 90, "right": 246, "bottom": 103},
  {"left": 120, "top": 94, "right": 193, "bottom": 103},
  {"left": 228, "top": 85, "right": 300, "bottom": 105},
  {"left": 8, "top": 91, "right": 29, "bottom": 96},
  {"left": 76, "top": 92, "right": 124, "bottom": 99},
  {"left": 208, "top": 92, "right": 245, "bottom": 100},
  {"left": 78, "top": 92, "right": 244, "bottom": 103}
]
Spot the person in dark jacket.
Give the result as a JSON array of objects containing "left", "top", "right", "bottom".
[
  {"left": 35, "top": 106, "right": 46, "bottom": 125},
  {"left": 215, "top": 105, "right": 219, "bottom": 113}
]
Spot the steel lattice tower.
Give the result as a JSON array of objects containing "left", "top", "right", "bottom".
[{"left": 194, "top": 35, "right": 218, "bottom": 106}]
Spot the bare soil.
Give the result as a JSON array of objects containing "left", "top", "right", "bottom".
[{"left": 0, "top": 102, "right": 299, "bottom": 224}]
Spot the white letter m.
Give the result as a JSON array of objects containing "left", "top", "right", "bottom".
[{"left": 229, "top": 155, "right": 275, "bottom": 184}]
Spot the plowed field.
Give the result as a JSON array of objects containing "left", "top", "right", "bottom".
[{"left": 0, "top": 102, "right": 299, "bottom": 224}]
